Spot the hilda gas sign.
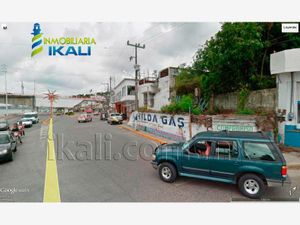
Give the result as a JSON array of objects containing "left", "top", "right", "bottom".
[
  {"left": 31, "top": 23, "right": 96, "bottom": 57},
  {"left": 133, "top": 112, "right": 185, "bottom": 128},
  {"left": 128, "top": 112, "right": 189, "bottom": 142}
]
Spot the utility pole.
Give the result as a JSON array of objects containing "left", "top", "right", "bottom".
[
  {"left": 109, "top": 76, "right": 112, "bottom": 111},
  {"left": 101, "top": 79, "right": 110, "bottom": 112},
  {"left": 109, "top": 76, "right": 112, "bottom": 93},
  {"left": 1, "top": 64, "right": 8, "bottom": 116},
  {"left": 21, "top": 81, "right": 24, "bottom": 95},
  {"left": 127, "top": 40, "right": 145, "bottom": 111},
  {"left": 21, "top": 81, "right": 24, "bottom": 113}
]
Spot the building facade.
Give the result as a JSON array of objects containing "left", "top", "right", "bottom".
[
  {"left": 138, "top": 67, "right": 179, "bottom": 111},
  {"left": 111, "top": 78, "right": 136, "bottom": 115},
  {"left": 270, "top": 48, "right": 300, "bottom": 147}
]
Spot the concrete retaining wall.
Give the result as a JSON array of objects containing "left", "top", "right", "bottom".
[
  {"left": 214, "top": 88, "right": 277, "bottom": 111},
  {"left": 0, "top": 94, "right": 35, "bottom": 108}
]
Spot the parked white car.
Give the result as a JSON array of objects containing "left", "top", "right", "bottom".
[
  {"left": 22, "top": 112, "right": 39, "bottom": 124},
  {"left": 107, "top": 113, "right": 123, "bottom": 125},
  {"left": 20, "top": 118, "right": 33, "bottom": 128}
]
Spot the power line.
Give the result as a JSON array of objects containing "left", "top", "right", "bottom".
[{"left": 139, "top": 22, "right": 186, "bottom": 44}]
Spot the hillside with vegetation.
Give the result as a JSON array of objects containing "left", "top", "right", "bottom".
[{"left": 164, "top": 22, "right": 300, "bottom": 115}]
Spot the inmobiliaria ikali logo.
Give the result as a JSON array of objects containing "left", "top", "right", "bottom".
[{"left": 31, "top": 23, "right": 96, "bottom": 57}]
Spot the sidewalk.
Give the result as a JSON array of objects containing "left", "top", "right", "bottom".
[
  {"left": 119, "top": 124, "right": 173, "bottom": 145},
  {"left": 283, "top": 152, "right": 300, "bottom": 170},
  {"left": 121, "top": 123, "right": 300, "bottom": 170}
]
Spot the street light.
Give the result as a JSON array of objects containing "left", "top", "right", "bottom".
[{"left": 1, "top": 64, "right": 8, "bottom": 116}]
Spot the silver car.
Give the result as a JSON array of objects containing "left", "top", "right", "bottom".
[
  {"left": 107, "top": 113, "right": 123, "bottom": 125},
  {"left": 0, "top": 131, "right": 17, "bottom": 162}
]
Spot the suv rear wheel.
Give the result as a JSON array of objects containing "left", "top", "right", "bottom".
[
  {"left": 238, "top": 173, "right": 266, "bottom": 199},
  {"left": 159, "top": 162, "right": 177, "bottom": 183}
]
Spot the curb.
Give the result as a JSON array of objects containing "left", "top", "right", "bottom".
[{"left": 119, "top": 125, "right": 168, "bottom": 145}]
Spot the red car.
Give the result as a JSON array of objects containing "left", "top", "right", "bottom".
[{"left": 77, "top": 113, "right": 92, "bottom": 123}]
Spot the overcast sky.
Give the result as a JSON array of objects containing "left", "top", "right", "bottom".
[{"left": 0, "top": 22, "right": 221, "bottom": 96}]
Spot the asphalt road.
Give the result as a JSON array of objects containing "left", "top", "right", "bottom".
[{"left": 0, "top": 114, "right": 299, "bottom": 202}]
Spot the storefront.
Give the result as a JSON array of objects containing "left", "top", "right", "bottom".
[
  {"left": 271, "top": 48, "right": 300, "bottom": 147},
  {"left": 111, "top": 78, "right": 136, "bottom": 116}
]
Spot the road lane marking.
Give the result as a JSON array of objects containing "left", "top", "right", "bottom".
[{"left": 43, "top": 118, "right": 61, "bottom": 202}]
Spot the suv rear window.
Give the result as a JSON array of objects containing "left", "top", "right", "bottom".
[
  {"left": 243, "top": 142, "right": 276, "bottom": 161},
  {"left": 214, "top": 141, "right": 239, "bottom": 159}
]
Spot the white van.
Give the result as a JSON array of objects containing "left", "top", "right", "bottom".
[{"left": 22, "top": 112, "right": 39, "bottom": 124}]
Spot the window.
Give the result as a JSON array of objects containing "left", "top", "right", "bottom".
[
  {"left": 143, "top": 93, "right": 148, "bottom": 106},
  {"left": 127, "top": 86, "right": 135, "bottom": 95},
  {"left": 214, "top": 141, "right": 239, "bottom": 159},
  {"left": 189, "top": 140, "right": 212, "bottom": 156},
  {"left": 243, "top": 142, "right": 276, "bottom": 161},
  {"left": 0, "top": 134, "right": 10, "bottom": 144},
  {"left": 149, "top": 93, "right": 155, "bottom": 108}
]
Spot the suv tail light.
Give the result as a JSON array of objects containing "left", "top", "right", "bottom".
[{"left": 281, "top": 166, "right": 287, "bottom": 177}]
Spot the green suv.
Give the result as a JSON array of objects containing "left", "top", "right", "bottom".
[{"left": 151, "top": 131, "right": 290, "bottom": 199}]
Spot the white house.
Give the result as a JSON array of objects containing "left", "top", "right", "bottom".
[
  {"left": 138, "top": 67, "right": 179, "bottom": 111},
  {"left": 111, "top": 78, "right": 136, "bottom": 115},
  {"left": 270, "top": 48, "right": 300, "bottom": 147}
]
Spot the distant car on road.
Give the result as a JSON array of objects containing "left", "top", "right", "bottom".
[
  {"left": 22, "top": 112, "right": 39, "bottom": 124},
  {"left": 56, "top": 111, "right": 63, "bottom": 116},
  {"left": 151, "top": 131, "right": 290, "bottom": 199},
  {"left": 0, "top": 130, "right": 17, "bottom": 162},
  {"left": 65, "top": 110, "right": 74, "bottom": 116},
  {"left": 77, "top": 113, "right": 92, "bottom": 123},
  {"left": 20, "top": 118, "right": 33, "bottom": 128},
  {"left": 107, "top": 113, "right": 123, "bottom": 125},
  {"left": 0, "top": 120, "right": 9, "bottom": 131}
]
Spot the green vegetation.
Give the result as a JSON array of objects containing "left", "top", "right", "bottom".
[
  {"left": 174, "top": 22, "right": 300, "bottom": 113},
  {"left": 237, "top": 87, "right": 252, "bottom": 114},
  {"left": 161, "top": 95, "right": 202, "bottom": 115}
]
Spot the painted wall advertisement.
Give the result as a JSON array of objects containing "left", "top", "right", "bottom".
[
  {"left": 128, "top": 112, "right": 258, "bottom": 142},
  {"left": 128, "top": 112, "right": 190, "bottom": 142},
  {"left": 212, "top": 118, "right": 257, "bottom": 132}
]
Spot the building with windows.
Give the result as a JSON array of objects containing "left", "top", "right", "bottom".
[
  {"left": 138, "top": 76, "right": 157, "bottom": 109},
  {"left": 111, "top": 78, "right": 136, "bottom": 115},
  {"left": 138, "top": 67, "right": 179, "bottom": 111},
  {"left": 270, "top": 48, "right": 300, "bottom": 147}
]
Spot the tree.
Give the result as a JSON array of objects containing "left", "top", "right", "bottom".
[
  {"left": 175, "top": 22, "right": 300, "bottom": 100},
  {"left": 175, "top": 67, "right": 202, "bottom": 96}
]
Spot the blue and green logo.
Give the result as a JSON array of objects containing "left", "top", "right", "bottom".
[
  {"left": 31, "top": 23, "right": 43, "bottom": 57},
  {"left": 30, "top": 23, "right": 96, "bottom": 57}
]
